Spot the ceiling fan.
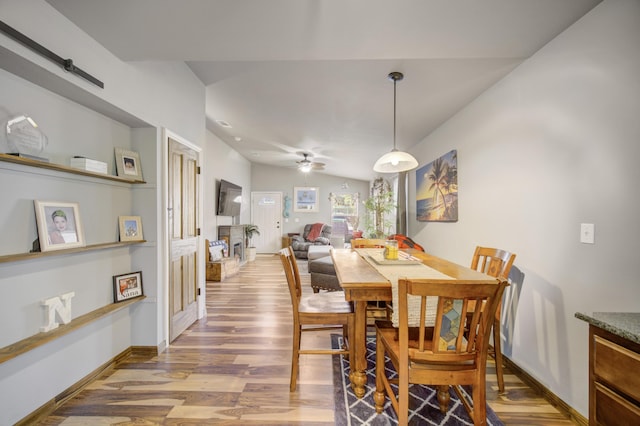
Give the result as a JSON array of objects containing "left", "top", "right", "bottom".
[{"left": 296, "top": 153, "right": 325, "bottom": 173}]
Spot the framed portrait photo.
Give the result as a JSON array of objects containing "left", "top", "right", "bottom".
[
  {"left": 113, "top": 271, "right": 144, "bottom": 302},
  {"left": 115, "top": 147, "right": 143, "bottom": 181},
  {"left": 34, "top": 200, "right": 85, "bottom": 252},
  {"left": 118, "top": 215, "right": 144, "bottom": 241},
  {"left": 293, "top": 187, "right": 319, "bottom": 212}
]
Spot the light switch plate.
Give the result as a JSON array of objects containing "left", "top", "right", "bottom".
[{"left": 580, "top": 223, "right": 595, "bottom": 244}]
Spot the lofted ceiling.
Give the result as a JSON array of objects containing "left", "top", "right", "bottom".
[{"left": 47, "top": 0, "right": 602, "bottom": 181}]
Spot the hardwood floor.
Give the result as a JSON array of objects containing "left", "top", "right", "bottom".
[{"left": 38, "top": 254, "right": 575, "bottom": 425}]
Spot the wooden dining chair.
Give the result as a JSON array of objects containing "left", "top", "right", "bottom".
[
  {"left": 350, "top": 238, "right": 386, "bottom": 248},
  {"left": 374, "top": 277, "right": 508, "bottom": 425},
  {"left": 279, "top": 247, "right": 354, "bottom": 391},
  {"left": 469, "top": 246, "right": 516, "bottom": 393},
  {"left": 350, "top": 238, "right": 389, "bottom": 321}
]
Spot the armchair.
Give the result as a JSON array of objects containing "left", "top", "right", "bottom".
[{"left": 291, "top": 223, "right": 332, "bottom": 258}]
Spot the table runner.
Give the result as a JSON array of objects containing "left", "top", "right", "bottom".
[{"left": 355, "top": 248, "right": 453, "bottom": 327}]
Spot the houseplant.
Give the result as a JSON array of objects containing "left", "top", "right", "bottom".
[
  {"left": 362, "top": 177, "right": 395, "bottom": 239},
  {"left": 244, "top": 224, "right": 260, "bottom": 261}
]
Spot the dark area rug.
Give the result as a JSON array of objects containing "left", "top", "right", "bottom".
[{"left": 332, "top": 335, "right": 504, "bottom": 425}]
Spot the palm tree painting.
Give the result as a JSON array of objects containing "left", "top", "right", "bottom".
[{"left": 416, "top": 149, "right": 458, "bottom": 222}]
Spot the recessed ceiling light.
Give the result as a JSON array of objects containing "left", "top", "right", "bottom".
[
  {"left": 234, "top": 136, "right": 242, "bottom": 142},
  {"left": 216, "top": 120, "right": 232, "bottom": 128}
]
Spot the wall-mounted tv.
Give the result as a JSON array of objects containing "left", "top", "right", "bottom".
[{"left": 217, "top": 179, "right": 242, "bottom": 217}]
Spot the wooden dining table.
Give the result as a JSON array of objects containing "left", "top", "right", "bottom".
[{"left": 330, "top": 247, "right": 499, "bottom": 398}]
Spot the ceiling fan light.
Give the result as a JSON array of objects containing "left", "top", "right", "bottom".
[
  {"left": 299, "top": 163, "right": 312, "bottom": 173},
  {"left": 373, "top": 149, "right": 419, "bottom": 173}
]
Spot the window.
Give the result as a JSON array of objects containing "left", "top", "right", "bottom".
[{"left": 329, "top": 192, "right": 359, "bottom": 238}]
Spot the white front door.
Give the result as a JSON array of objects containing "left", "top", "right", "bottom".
[{"left": 251, "top": 192, "right": 282, "bottom": 253}]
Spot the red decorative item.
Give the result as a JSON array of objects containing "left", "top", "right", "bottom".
[
  {"left": 389, "top": 234, "right": 425, "bottom": 252},
  {"left": 306, "top": 223, "right": 325, "bottom": 242}
]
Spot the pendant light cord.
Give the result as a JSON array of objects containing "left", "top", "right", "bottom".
[
  {"left": 388, "top": 71, "right": 403, "bottom": 151},
  {"left": 393, "top": 77, "right": 397, "bottom": 151}
]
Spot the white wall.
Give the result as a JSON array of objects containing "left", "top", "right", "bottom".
[
  {"left": 0, "top": 1, "right": 205, "bottom": 423},
  {"left": 407, "top": 0, "right": 640, "bottom": 416},
  {"left": 202, "top": 129, "right": 252, "bottom": 240}
]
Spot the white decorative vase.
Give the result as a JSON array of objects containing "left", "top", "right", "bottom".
[{"left": 246, "top": 247, "right": 256, "bottom": 262}]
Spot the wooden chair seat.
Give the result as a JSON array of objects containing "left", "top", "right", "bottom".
[{"left": 299, "top": 291, "right": 352, "bottom": 313}]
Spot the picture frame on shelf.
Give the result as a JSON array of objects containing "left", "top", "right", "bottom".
[
  {"left": 34, "top": 200, "right": 85, "bottom": 252},
  {"left": 113, "top": 271, "right": 143, "bottom": 302},
  {"left": 118, "top": 215, "right": 144, "bottom": 241},
  {"left": 114, "top": 147, "right": 143, "bottom": 181},
  {"left": 293, "top": 186, "right": 319, "bottom": 212}
]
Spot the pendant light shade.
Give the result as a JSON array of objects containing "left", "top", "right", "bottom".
[{"left": 373, "top": 72, "right": 418, "bottom": 173}]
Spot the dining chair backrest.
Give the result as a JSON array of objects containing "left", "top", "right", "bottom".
[
  {"left": 398, "top": 278, "right": 507, "bottom": 363},
  {"left": 280, "top": 247, "right": 302, "bottom": 313},
  {"left": 470, "top": 246, "right": 516, "bottom": 280},
  {"left": 351, "top": 238, "right": 386, "bottom": 248}
]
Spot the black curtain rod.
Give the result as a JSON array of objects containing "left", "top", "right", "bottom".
[{"left": 0, "top": 20, "right": 104, "bottom": 89}]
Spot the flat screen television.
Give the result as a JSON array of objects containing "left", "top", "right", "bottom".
[{"left": 217, "top": 179, "right": 242, "bottom": 217}]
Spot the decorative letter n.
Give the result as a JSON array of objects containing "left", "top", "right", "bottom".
[{"left": 41, "top": 292, "right": 75, "bottom": 332}]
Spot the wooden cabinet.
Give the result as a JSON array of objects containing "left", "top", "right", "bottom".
[{"left": 585, "top": 318, "right": 640, "bottom": 425}]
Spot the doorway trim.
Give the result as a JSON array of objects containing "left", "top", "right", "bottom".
[{"left": 161, "top": 128, "right": 204, "bottom": 348}]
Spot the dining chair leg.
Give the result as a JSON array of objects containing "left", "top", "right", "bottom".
[
  {"left": 398, "top": 373, "right": 409, "bottom": 425},
  {"left": 436, "top": 385, "right": 450, "bottom": 413},
  {"left": 290, "top": 325, "right": 301, "bottom": 392},
  {"left": 374, "top": 332, "right": 386, "bottom": 414},
  {"left": 472, "top": 381, "right": 487, "bottom": 425},
  {"left": 493, "top": 317, "right": 505, "bottom": 393},
  {"left": 342, "top": 324, "right": 349, "bottom": 354},
  {"left": 347, "top": 315, "right": 355, "bottom": 362}
]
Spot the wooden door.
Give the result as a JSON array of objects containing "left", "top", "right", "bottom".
[
  {"left": 251, "top": 192, "right": 282, "bottom": 253},
  {"left": 168, "top": 137, "right": 199, "bottom": 342}
]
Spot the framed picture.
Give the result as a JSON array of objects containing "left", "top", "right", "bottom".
[
  {"left": 34, "top": 200, "right": 85, "bottom": 252},
  {"left": 115, "top": 147, "right": 143, "bottom": 181},
  {"left": 118, "top": 215, "right": 144, "bottom": 241},
  {"left": 293, "top": 187, "right": 319, "bottom": 212},
  {"left": 416, "top": 149, "right": 458, "bottom": 222},
  {"left": 113, "top": 271, "right": 144, "bottom": 302}
]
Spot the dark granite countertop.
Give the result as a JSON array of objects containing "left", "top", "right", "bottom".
[{"left": 575, "top": 312, "right": 640, "bottom": 345}]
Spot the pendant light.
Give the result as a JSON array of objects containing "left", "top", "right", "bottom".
[{"left": 373, "top": 72, "right": 419, "bottom": 173}]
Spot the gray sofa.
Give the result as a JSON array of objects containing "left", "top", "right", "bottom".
[{"left": 291, "top": 223, "right": 332, "bottom": 258}]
